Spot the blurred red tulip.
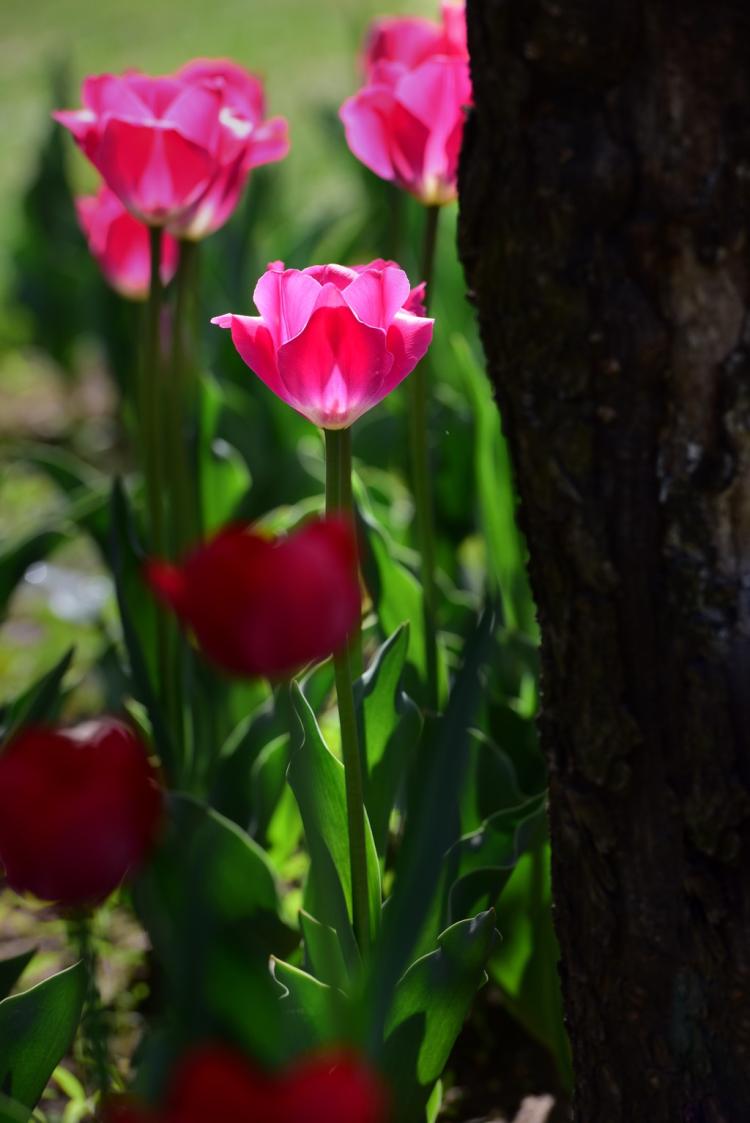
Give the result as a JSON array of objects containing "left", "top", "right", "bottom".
[
  {"left": 163, "top": 1045, "right": 388, "bottom": 1123},
  {"left": 340, "top": 1, "right": 471, "bottom": 206},
  {"left": 212, "top": 259, "right": 433, "bottom": 429},
  {"left": 0, "top": 720, "right": 163, "bottom": 907},
  {"left": 77, "top": 185, "right": 179, "bottom": 299},
  {"left": 54, "top": 61, "right": 288, "bottom": 235},
  {"left": 146, "top": 518, "right": 361, "bottom": 679}
]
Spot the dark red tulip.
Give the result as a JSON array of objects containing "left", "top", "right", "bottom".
[
  {"left": 146, "top": 518, "right": 361, "bottom": 679},
  {"left": 163, "top": 1045, "right": 388, "bottom": 1123},
  {"left": 0, "top": 719, "right": 163, "bottom": 907}
]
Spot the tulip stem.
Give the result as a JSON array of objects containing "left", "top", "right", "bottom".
[
  {"left": 408, "top": 203, "right": 441, "bottom": 710},
  {"left": 171, "top": 239, "right": 201, "bottom": 553},
  {"left": 69, "top": 914, "right": 111, "bottom": 1101},
  {"left": 144, "top": 228, "right": 181, "bottom": 766},
  {"left": 325, "top": 427, "right": 371, "bottom": 957},
  {"left": 143, "top": 227, "right": 166, "bottom": 556}
]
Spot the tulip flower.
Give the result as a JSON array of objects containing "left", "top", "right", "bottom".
[
  {"left": 168, "top": 59, "right": 289, "bottom": 239},
  {"left": 339, "top": 2, "right": 471, "bottom": 206},
  {"left": 165, "top": 1045, "right": 389, "bottom": 1123},
  {"left": 0, "top": 719, "right": 163, "bottom": 906},
  {"left": 54, "top": 61, "right": 289, "bottom": 235},
  {"left": 146, "top": 518, "right": 361, "bottom": 679},
  {"left": 212, "top": 260, "right": 433, "bottom": 429},
  {"left": 76, "top": 184, "right": 179, "bottom": 299}
]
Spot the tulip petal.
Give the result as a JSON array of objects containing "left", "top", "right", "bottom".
[
  {"left": 277, "top": 304, "right": 391, "bottom": 428},
  {"left": 245, "top": 116, "right": 290, "bottom": 168},
  {"left": 385, "top": 308, "right": 434, "bottom": 389},
  {"left": 177, "top": 59, "right": 267, "bottom": 121},
  {"left": 303, "top": 264, "right": 358, "bottom": 290},
  {"left": 211, "top": 313, "right": 285, "bottom": 399},
  {"left": 97, "top": 119, "right": 214, "bottom": 222},
  {"left": 395, "top": 56, "right": 470, "bottom": 182},
  {"left": 253, "top": 268, "right": 321, "bottom": 345},
  {"left": 366, "top": 16, "right": 445, "bottom": 72},
  {"left": 339, "top": 86, "right": 397, "bottom": 182},
  {"left": 343, "top": 263, "right": 411, "bottom": 329}
]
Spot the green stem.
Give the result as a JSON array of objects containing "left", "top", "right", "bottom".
[
  {"left": 141, "top": 227, "right": 166, "bottom": 555},
  {"left": 325, "top": 427, "right": 371, "bottom": 956},
  {"left": 142, "top": 228, "right": 181, "bottom": 769},
  {"left": 69, "top": 915, "right": 110, "bottom": 1100},
  {"left": 170, "top": 239, "right": 201, "bottom": 553},
  {"left": 408, "top": 204, "right": 441, "bottom": 710}
]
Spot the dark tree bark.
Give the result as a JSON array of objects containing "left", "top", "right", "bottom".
[{"left": 458, "top": 3, "right": 750, "bottom": 1120}]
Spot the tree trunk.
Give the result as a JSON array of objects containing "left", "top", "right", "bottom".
[{"left": 458, "top": 3, "right": 750, "bottom": 1120}]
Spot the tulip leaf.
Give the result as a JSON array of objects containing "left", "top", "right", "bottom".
[
  {"left": 0, "top": 962, "right": 86, "bottom": 1118},
  {"left": 199, "top": 375, "right": 252, "bottom": 534},
  {"left": 447, "top": 795, "right": 547, "bottom": 926},
  {"left": 452, "top": 335, "right": 535, "bottom": 630},
  {"left": 1, "top": 647, "right": 74, "bottom": 746},
  {"left": 359, "top": 510, "right": 425, "bottom": 679},
  {"left": 109, "top": 479, "right": 175, "bottom": 776},
  {"left": 288, "top": 682, "right": 382, "bottom": 971},
  {"left": 299, "top": 910, "right": 350, "bottom": 992},
  {"left": 381, "top": 911, "right": 499, "bottom": 1122},
  {"left": 491, "top": 839, "right": 572, "bottom": 1087},
  {"left": 0, "top": 951, "right": 35, "bottom": 1003},
  {"left": 365, "top": 606, "right": 495, "bottom": 1045},
  {"left": 354, "top": 625, "right": 421, "bottom": 857},
  {"left": 133, "top": 793, "right": 294, "bottom": 1066},
  {"left": 273, "top": 957, "right": 338, "bottom": 1051},
  {"left": 358, "top": 503, "right": 448, "bottom": 704}
]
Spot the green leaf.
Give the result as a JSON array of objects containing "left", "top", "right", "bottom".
[
  {"left": 0, "top": 526, "right": 66, "bottom": 623},
  {"left": 381, "top": 911, "right": 498, "bottom": 1122},
  {"left": 0, "top": 962, "right": 86, "bottom": 1118},
  {"left": 0, "top": 484, "right": 109, "bottom": 622},
  {"left": 354, "top": 625, "right": 421, "bottom": 857},
  {"left": 0, "top": 952, "right": 35, "bottom": 1003},
  {"left": 133, "top": 793, "right": 293, "bottom": 1065},
  {"left": 491, "top": 840, "right": 572, "bottom": 1088},
  {"left": 299, "top": 910, "right": 349, "bottom": 992},
  {"left": 272, "top": 958, "right": 338, "bottom": 1052},
  {"left": 452, "top": 333, "right": 536, "bottom": 636},
  {"left": 1, "top": 647, "right": 74, "bottom": 745},
  {"left": 288, "top": 682, "right": 382, "bottom": 971},
  {"left": 366, "top": 607, "right": 495, "bottom": 1045},
  {"left": 109, "top": 479, "right": 175, "bottom": 775},
  {"left": 199, "top": 376, "right": 252, "bottom": 534},
  {"left": 447, "top": 795, "right": 546, "bottom": 925},
  {"left": 358, "top": 497, "right": 449, "bottom": 705}
]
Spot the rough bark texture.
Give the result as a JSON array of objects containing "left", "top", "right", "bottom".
[{"left": 458, "top": 3, "right": 750, "bottom": 1120}]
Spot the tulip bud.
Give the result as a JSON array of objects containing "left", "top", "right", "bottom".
[
  {"left": 147, "top": 518, "right": 361, "bottom": 680},
  {"left": 0, "top": 719, "right": 163, "bottom": 907}
]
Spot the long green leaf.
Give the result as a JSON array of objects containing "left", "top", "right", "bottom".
[
  {"left": 0, "top": 952, "right": 35, "bottom": 1004},
  {"left": 354, "top": 625, "right": 421, "bottom": 857},
  {"left": 365, "top": 606, "right": 495, "bottom": 1046},
  {"left": 1, "top": 647, "right": 74, "bottom": 746},
  {"left": 381, "top": 911, "right": 498, "bottom": 1122},
  {"left": 288, "top": 682, "right": 382, "bottom": 970},
  {"left": 0, "top": 962, "right": 86, "bottom": 1119}
]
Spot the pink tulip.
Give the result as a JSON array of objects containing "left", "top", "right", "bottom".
[
  {"left": 212, "top": 260, "right": 434, "bottom": 429},
  {"left": 54, "top": 61, "right": 289, "bottom": 236},
  {"left": 76, "top": 185, "right": 179, "bottom": 299},
  {"left": 339, "top": 2, "right": 471, "bottom": 206},
  {"left": 169, "top": 59, "right": 289, "bottom": 239}
]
